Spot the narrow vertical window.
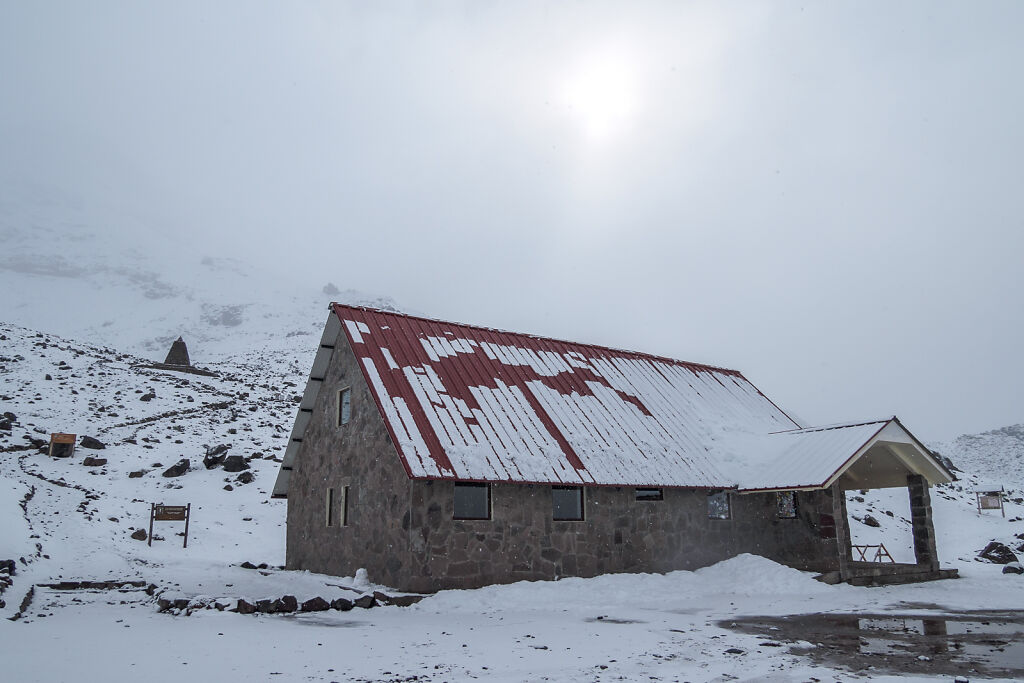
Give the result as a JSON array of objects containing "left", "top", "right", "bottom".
[
  {"left": 707, "top": 490, "right": 731, "bottom": 520},
  {"left": 326, "top": 487, "right": 335, "bottom": 527},
  {"left": 552, "top": 486, "right": 584, "bottom": 521},
  {"left": 337, "top": 387, "right": 351, "bottom": 426},
  {"left": 340, "top": 485, "right": 349, "bottom": 526}
]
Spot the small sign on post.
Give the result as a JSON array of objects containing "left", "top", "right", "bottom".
[
  {"left": 149, "top": 503, "right": 191, "bottom": 547},
  {"left": 49, "top": 433, "right": 77, "bottom": 458},
  {"left": 974, "top": 486, "right": 1005, "bottom": 517}
]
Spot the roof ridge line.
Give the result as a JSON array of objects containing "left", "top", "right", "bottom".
[
  {"left": 330, "top": 302, "right": 745, "bottom": 377},
  {"left": 768, "top": 417, "right": 894, "bottom": 435}
]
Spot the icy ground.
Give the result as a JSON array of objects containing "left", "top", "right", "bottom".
[{"left": 2, "top": 321, "right": 1023, "bottom": 682}]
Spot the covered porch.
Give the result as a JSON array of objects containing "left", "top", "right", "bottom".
[{"left": 741, "top": 417, "right": 958, "bottom": 586}]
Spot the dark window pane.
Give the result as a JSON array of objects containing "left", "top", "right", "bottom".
[
  {"left": 635, "top": 488, "right": 663, "bottom": 501},
  {"left": 454, "top": 483, "right": 490, "bottom": 520},
  {"left": 776, "top": 491, "right": 797, "bottom": 518},
  {"left": 553, "top": 486, "right": 583, "bottom": 521},
  {"left": 707, "top": 491, "right": 730, "bottom": 519}
]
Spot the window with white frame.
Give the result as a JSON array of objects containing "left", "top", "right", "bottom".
[{"left": 337, "top": 387, "right": 351, "bottom": 426}]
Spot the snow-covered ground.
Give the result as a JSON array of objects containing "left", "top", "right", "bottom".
[{"left": 2, "top": 319, "right": 1023, "bottom": 682}]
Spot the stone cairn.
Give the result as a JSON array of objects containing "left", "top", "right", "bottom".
[{"left": 163, "top": 337, "right": 190, "bottom": 366}]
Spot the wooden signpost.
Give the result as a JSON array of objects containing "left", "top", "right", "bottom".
[
  {"left": 149, "top": 503, "right": 191, "bottom": 547},
  {"left": 48, "top": 433, "right": 77, "bottom": 458},
  {"left": 975, "top": 488, "right": 1005, "bottom": 517}
]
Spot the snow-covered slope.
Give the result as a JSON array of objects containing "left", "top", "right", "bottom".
[{"left": 932, "top": 424, "right": 1024, "bottom": 487}]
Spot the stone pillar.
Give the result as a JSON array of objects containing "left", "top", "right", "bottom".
[
  {"left": 831, "top": 484, "right": 853, "bottom": 579},
  {"left": 907, "top": 474, "right": 939, "bottom": 571}
]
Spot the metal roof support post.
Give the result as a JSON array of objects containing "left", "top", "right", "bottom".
[{"left": 908, "top": 473, "right": 939, "bottom": 572}]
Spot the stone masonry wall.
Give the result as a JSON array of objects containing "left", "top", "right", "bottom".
[
  {"left": 402, "top": 481, "right": 838, "bottom": 592},
  {"left": 285, "top": 328, "right": 414, "bottom": 587},
  {"left": 286, "top": 331, "right": 841, "bottom": 592}
]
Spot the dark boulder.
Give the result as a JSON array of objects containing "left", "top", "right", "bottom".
[
  {"left": 82, "top": 457, "right": 107, "bottom": 467},
  {"left": 140, "top": 392, "right": 156, "bottom": 402},
  {"left": 222, "top": 455, "right": 250, "bottom": 473},
  {"left": 236, "top": 599, "right": 256, "bottom": 614},
  {"left": 0, "top": 418, "right": 11, "bottom": 431},
  {"left": 274, "top": 595, "right": 298, "bottom": 613},
  {"left": 236, "top": 471, "right": 254, "bottom": 485},
  {"left": 301, "top": 597, "right": 330, "bottom": 612},
  {"left": 223, "top": 484, "right": 233, "bottom": 491},
  {"left": 203, "top": 444, "right": 230, "bottom": 469},
  {"left": 128, "top": 470, "right": 146, "bottom": 478},
  {"left": 1003, "top": 562, "right": 1023, "bottom": 575},
  {"left": 162, "top": 459, "right": 190, "bottom": 478},
  {"left": 2, "top": 411, "right": 15, "bottom": 421},
  {"left": 353, "top": 594, "right": 376, "bottom": 609},
  {"left": 79, "top": 436, "right": 106, "bottom": 450},
  {"left": 240, "top": 561, "right": 257, "bottom": 569},
  {"left": 331, "top": 597, "right": 354, "bottom": 611},
  {"left": 131, "top": 529, "right": 147, "bottom": 541},
  {"left": 978, "top": 541, "right": 1018, "bottom": 565},
  {"left": 862, "top": 515, "right": 881, "bottom": 528},
  {"left": 0, "top": 559, "right": 15, "bottom": 576},
  {"left": 256, "top": 599, "right": 276, "bottom": 613}
]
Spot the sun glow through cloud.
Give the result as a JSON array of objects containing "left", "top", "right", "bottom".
[{"left": 560, "top": 49, "right": 641, "bottom": 142}]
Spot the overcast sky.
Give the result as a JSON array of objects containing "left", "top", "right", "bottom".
[{"left": 2, "top": 1, "right": 1022, "bottom": 443}]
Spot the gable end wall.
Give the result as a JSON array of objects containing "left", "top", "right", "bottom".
[{"left": 285, "top": 327, "right": 413, "bottom": 586}]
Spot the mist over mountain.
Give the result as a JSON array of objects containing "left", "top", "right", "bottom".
[{"left": 0, "top": 183, "right": 402, "bottom": 361}]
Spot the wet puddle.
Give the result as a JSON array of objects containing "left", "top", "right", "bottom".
[{"left": 722, "top": 610, "right": 1024, "bottom": 678}]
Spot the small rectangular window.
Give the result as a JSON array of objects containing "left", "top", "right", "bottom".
[
  {"left": 553, "top": 486, "right": 584, "bottom": 521},
  {"left": 340, "top": 485, "right": 349, "bottom": 526},
  {"left": 326, "top": 487, "right": 335, "bottom": 527},
  {"left": 776, "top": 491, "right": 797, "bottom": 519},
  {"left": 337, "top": 387, "right": 351, "bottom": 426},
  {"left": 453, "top": 483, "right": 490, "bottom": 520},
  {"left": 635, "top": 488, "right": 663, "bottom": 501},
  {"left": 707, "top": 490, "right": 731, "bottom": 520}
]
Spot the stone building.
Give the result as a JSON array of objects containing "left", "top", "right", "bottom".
[{"left": 273, "top": 304, "right": 956, "bottom": 592}]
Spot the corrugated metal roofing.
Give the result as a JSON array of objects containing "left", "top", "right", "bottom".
[
  {"left": 736, "top": 420, "right": 891, "bottom": 490},
  {"left": 333, "top": 303, "right": 801, "bottom": 488}
]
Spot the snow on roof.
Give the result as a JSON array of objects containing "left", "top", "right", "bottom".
[{"left": 332, "top": 303, "right": 801, "bottom": 488}]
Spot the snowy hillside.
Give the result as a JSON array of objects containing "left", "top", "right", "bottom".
[{"left": 932, "top": 424, "right": 1024, "bottom": 488}]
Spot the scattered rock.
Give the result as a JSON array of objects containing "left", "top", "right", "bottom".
[
  {"left": 0, "top": 559, "right": 15, "bottom": 576},
  {"left": 862, "top": 515, "right": 881, "bottom": 528},
  {"left": 203, "top": 444, "right": 230, "bottom": 469},
  {"left": 301, "top": 597, "right": 330, "bottom": 612},
  {"left": 236, "top": 472, "right": 254, "bottom": 485},
  {"left": 140, "top": 392, "right": 156, "bottom": 402},
  {"left": 45, "top": 374, "right": 52, "bottom": 381},
  {"left": 331, "top": 597, "right": 354, "bottom": 611},
  {"left": 353, "top": 594, "right": 376, "bottom": 609},
  {"left": 978, "top": 541, "right": 1018, "bottom": 565},
  {"left": 256, "top": 599, "right": 276, "bottom": 613},
  {"left": 724, "top": 648, "right": 745, "bottom": 655},
  {"left": 79, "top": 436, "right": 106, "bottom": 450},
  {"left": 128, "top": 470, "right": 146, "bottom": 478},
  {"left": 131, "top": 529, "right": 147, "bottom": 541},
  {"left": 1003, "top": 562, "right": 1023, "bottom": 575},
  {"left": 240, "top": 561, "right": 257, "bottom": 569},
  {"left": 162, "top": 459, "right": 190, "bottom": 478},
  {"left": 236, "top": 599, "right": 256, "bottom": 614},
  {"left": 223, "top": 484, "right": 233, "bottom": 491},
  {"left": 0, "top": 418, "right": 11, "bottom": 431},
  {"left": 82, "top": 457, "right": 107, "bottom": 467},
  {"left": 274, "top": 595, "right": 298, "bottom": 613},
  {"left": 222, "top": 455, "right": 250, "bottom": 473}
]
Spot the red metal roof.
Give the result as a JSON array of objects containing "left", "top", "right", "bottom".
[{"left": 333, "top": 303, "right": 800, "bottom": 487}]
